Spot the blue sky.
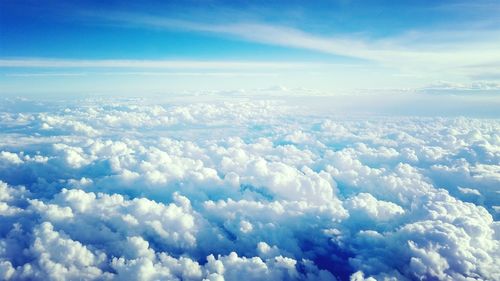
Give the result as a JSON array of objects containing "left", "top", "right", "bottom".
[{"left": 1, "top": 0, "right": 500, "bottom": 94}]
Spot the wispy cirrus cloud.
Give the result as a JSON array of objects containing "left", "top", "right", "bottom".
[
  {"left": 5, "top": 14, "right": 500, "bottom": 80},
  {"left": 4, "top": 71, "right": 279, "bottom": 77},
  {"left": 0, "top": 58, "right": 331, "bottom": 69},
  {"left": 4, "top": 72, "right": 88, "bottom": 77},
  {"left": 92, "top": 12, "right": 500, "bottom": 76}
]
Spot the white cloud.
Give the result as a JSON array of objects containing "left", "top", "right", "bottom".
[
  {"left": 0, "top": 58, "right": 327, "bottom": 70},
  {"left": 0, "top": 97, "right": 499, "bottom": 280},
  {"left": 344, "top": 193, "right": 405, "bottom": 222},
  {"left": 422, "top": 81, "right": 500, "bottom": 91},
  {"left": 90, "top": 12, "right": 500, "bottom": 76}
]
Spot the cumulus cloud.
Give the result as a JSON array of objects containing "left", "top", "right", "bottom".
[{"left": 0, "top": 97, "right": 499, "bottom": 280}]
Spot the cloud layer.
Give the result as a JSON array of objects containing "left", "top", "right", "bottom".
[
  {"left": 0, "top": 97, "right": 499, "bottom": 280},
  {"left": 92, "top": 11, "right": 500, "bottom": 78}
]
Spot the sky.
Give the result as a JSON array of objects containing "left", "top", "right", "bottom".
[
  {"left": 1, "top": 2, "right": 500, "bottom": 280},
  {"left": 1, "top": 0, "right": 500, "bottom": 95}
]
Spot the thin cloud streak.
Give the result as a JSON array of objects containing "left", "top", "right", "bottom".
[
  {"left": 5, "top": 72, "right": 88, "bottom": 77},
  {"left": 98, "top": 12, "right": 500, "bottom": 75},
  {"left": 4, "top": 72, "right": 279, "bottom": 77},
  {"left": 0, "top": 58, "right": 335, "bottom": 69}
]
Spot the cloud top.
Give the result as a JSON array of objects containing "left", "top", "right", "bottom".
[{"left": 0, "top": 97, "right": 499, "bottom": 280}]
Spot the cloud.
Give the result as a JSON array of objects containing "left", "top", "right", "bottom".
[
  {"left": 0, "top": 97, "right": 499, "bottom": 280},
  {"left": 0, "top": 58, "right": 328, "bottom": 70},
  {"left": 419, "top": 81, "right": 500, "bottom": 95},
  {"left": 3, "top": 73, "right": 88, "bottom": 77},
  {"left": 3, "top": 12, "right": 499, "bottom": 81},
  {"left": 89, "top": 12, "right": 500, "bottom": 75}
]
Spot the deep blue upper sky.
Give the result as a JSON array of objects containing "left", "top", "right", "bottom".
[
  {"left": 0, "top": 0, "right": 485, "bottom": 59},
  {"left": 1, "top": 0, "right": 499, "bottom": 94}
]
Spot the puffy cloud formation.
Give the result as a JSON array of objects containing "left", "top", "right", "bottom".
[{"left": 0, "top": 97, "right": 499, "bottom": 280}]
